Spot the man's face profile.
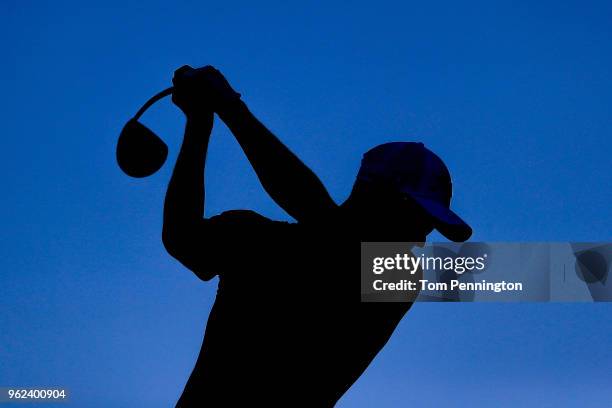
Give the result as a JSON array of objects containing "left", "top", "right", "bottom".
[{"left": 346, "top": 180, "right": 435, "bottom": 241}]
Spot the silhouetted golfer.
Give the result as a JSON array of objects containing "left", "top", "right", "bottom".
[{"left": 162, "top": 65, "right": 472, "bottom": 407}]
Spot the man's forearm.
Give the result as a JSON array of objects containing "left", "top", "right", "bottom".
[
  {"left": 163, "top": 114, "right": 213, "bottom": 240},
  {"left": 219, "top": 100, "right": 337, "bottom": 222}
]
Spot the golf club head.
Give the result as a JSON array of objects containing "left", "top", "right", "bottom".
[{"left": 116, "top": 119, "right": 168, "bottom": 178}]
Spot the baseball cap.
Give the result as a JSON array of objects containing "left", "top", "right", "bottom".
[{"left": 355, "top": 142, "right": 472, "bottom": 242}]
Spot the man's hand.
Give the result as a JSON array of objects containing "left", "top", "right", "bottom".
[{"left": 172, "top": 65, "right": 241, "bottom": 117}]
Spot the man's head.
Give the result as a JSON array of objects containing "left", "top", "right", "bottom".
[{"left": 344, "top": 142, "right": 472, "bottom": 242}]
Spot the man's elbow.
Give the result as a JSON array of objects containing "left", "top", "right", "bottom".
[
  {"left": 162, "top": 225, "right": 184, "bottom": 259},
  {"left": 161, "top": 227, "right": 216, "bottom": 282}
]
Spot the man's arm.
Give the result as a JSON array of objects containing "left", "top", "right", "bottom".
[
  {"left": 218, "top": 99, "right": 338, "bottom": 223},
  {"left": 161, "top": 113, "right": 215, "bottom": 280},
  {"left": 181, "top": 65, "right": 338, "bottom": 223},
  {"left": 163, "top": 66, "right": 308, "bottom": 280}
]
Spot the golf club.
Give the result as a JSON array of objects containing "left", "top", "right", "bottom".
[{"left": 116, "top": 87, "right": 174, "bottom": 178}]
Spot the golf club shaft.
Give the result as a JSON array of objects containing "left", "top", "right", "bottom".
[{"left": 133, "top": 87, "right": 174, "bottom": 121}]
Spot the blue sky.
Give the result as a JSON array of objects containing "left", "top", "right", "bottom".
[{"left": 1, "top": 1, "right": 611, "bottom": 406}]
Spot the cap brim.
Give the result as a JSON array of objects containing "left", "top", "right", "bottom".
[{"left": 409, "top": 195, "right": 472, "bottom": 242}]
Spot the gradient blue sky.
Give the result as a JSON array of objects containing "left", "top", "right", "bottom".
[{"left": 1, "top": 1, "right": 611, "bottom": 406}]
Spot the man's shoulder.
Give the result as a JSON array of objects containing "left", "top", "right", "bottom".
[
  {"left": 211, "top": 209, "right": 269, "bottom": 222},
  {"left": 296, "top": 206, "right": 352, "bottom": 230},
  {"left": 209, "top": 209, "right": 293, "bottom": 229},
  {"left": 208, "top": 207, "right": 351, "bottom": 235}
]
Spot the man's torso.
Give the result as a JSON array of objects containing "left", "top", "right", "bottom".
[{"left": 177, "top": 210, "right": 414, "bottom": 406}]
